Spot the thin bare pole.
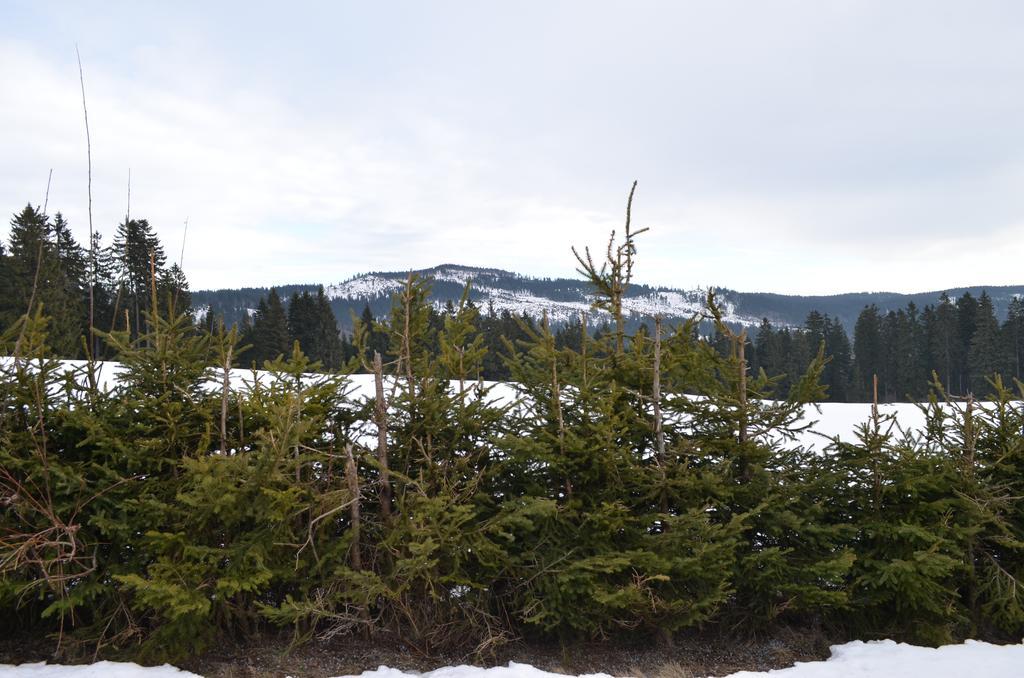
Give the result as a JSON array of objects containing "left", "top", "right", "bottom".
[
  {"left": 653, "top": 314, "right": 668, "bottom": 516},
  {"left": 871, "top": 374, "right": 879, "bottom": 434},
  {"left": 42, "top": 169, "right": 53, "bottom": 216},
  {"left": 76, "top": 45, "right": 96, "bottom": 357},
  {"left": 738, "top": 329, "right": 748, "bottom": 444},
  {"left": 653, "top": 315, "right": 665, "bottom": 464},
  {"left": 179, "top": 217, "right": 189, "bottom": 268},
  {"left": 126, "top": 168, "right": 131, "bottom": 224},
  {"left": 871, "top": 373, "right": 881, "bottom": 510},
  {"left": 219, "top": 325, "right": 234, "bottom": 455},
  {"left": 344, "top": 444, "right": 362, "bottom": 571},
  {"left": 373, "top": 350, "right": 392, "bottom": 521},
  {"left": 172, "top": 217, "right": 188, "bottom": 313}
]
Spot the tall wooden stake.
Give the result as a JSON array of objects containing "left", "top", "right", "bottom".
[
  {"left": 653, "top": 315, "right": 667, "bottom": 513},
  {"left": 964, "top": 392, "right": 978, "bottom": 631},
  {"left": 547, "top": 315, "right": 571, "bottom": 500},
  {"left": 345, "top": 444, "right": 362, "bottom": 571},
  {"left": 871, "top": 373, "right": 881, "bottom": 510},
  {"left": 737, "top": 329, "right": 748, "bottom": 444},
  {"left": 373, "top": 351, "right": 392, "bottom": 521},
  {"left": 76, "top": 46, "right": 96, "bottom": 359},
  {"left": 580, "top": 311, "right": 589, "bottom": 386},
  {"left": 219, "top": 326, "right": 233, "bottom": 455},
  {"left": 871, "top": 374, "right": 879, "bottom": 433}
]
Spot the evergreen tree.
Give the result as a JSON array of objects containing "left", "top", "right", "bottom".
[
  {"left": 314, "top": 286, "right": 344, "bottom": 369},
  {"left": 159, "top": 263, "right": 190, "bottom": 316},
  {"left": 4, "top": 205, "right": 84, "bottom": 355},
  {"left": 245, "top": 289, "right": 290, "bottom": 367},
  {"left": 1003, "top": 297, "right": 1024, "bottom": 381},
  {"left": 968, "top": 292, "right": 1004, "bottom": 395},
  {"left": 288, "top": 291, "right": 320, "bottom": 358},
  {"left": 931, "top": 293, "right": 959, "bottom": 391},
  {"left": 358, "top": 303, "right": 389, "bottom": 366},
  {"left": 853, "top": 305, "right": 884, "bottom": 401},
  {"left": 823, "top": 315, "right": 853, "bottom": 401},
  {"left": 111, "top": 218, "right": 169, "bottom": 341},
  {"left": 956, "top": 292, "right": 980, "bottom": 395},
  {"left": 828, "top": 410, "right": 963, "bottom": 644}
]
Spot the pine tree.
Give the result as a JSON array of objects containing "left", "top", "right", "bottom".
[
  {"left": 159, "top": 263, "right": 190, "bottom": 317},
  {"left": 699, "top": 294, "right": 847, "bottom": 628},
  {"left": 828, "top": 406, "right": 963, "bottom": 644},
  {"left": 968, "top": 292, "right": 1004, "bottom": 395},
  {"left": 1003, "top": 297, "right": 1024, "bottom": 381},
  {"left": 956, "top": 292, "right": 980, "bottom": 395},
  {"left": 287, "top": 290, "right": 319, "bottom": 358},
  {"left": 823, "top": 315, "right": 853, "bottom": 401},
  {"left": 247, "top": 289, "right": 290, "bottom": 367},
  {"left": 358, "top": 303, "right": 389, "bottom": 367},
  {"left": 853, "top": 305, "right": 884, "bottom": 402},
  {"left": 932, "top": 293, "right": 959, "bottom": 391},
  {"left": 314, "top": 286, "right": 344, "bottom": 369},
  {"left": 111, "top": 218, "right": 169, "bottom": 341},
  {"left": 4, "top": 205, "right": 84, "bottom": 355}
]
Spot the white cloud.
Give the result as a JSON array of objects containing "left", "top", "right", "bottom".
[{"left": 3, "top": 2, "right": 1024, "bottom": 295}]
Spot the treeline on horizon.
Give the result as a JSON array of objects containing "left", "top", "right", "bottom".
[
  {"left": 3, "top": 202, "right": 1024, "bottom": 663},
  {"left": 5, "top": 202, "right": 1024, "bottom": 406},
  {"left": 749, "top": 290, "right": 1024, "bottom": 403},
  {"left": 231, "top": 287, "right": 1024, "bottom": 404}
]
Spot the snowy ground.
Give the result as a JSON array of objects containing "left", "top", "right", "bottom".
[
  {"left": 1, "top": 358, "right": 934, "bottom": 453},
  {"left": 3, "top": 640, "right": 1024, "bottom": 678},
  {"left": 0, "top": 663, "right": 200, "bottom": 678}
]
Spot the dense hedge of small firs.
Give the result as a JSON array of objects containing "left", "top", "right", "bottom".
[{"left": 3, "top": 218, "right": 1024, "bottom": 664}]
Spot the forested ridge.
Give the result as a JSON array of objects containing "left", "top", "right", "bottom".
[
  {"left": 2, "top": 196, "right": 1024, "bottom": 662},
  {"left": 5, "top": 199, "right": 1019, "bottom": 405}
]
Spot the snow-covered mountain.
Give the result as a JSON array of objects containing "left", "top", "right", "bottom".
[
  {"left": 192, "top": 263, "right": 1024, "bottom": 333},
  {"left": 323, "top": 264, "right": 751, "bottom": 329}
]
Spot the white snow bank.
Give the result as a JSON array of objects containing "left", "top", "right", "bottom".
[
  {"left": 333, "top": 641, "right": 1024, "bottom": 678},
  {"left": 336, "top": 664, "right": 614, "bottom": 678},
  {"left": 722, "top": 639, "right": 1024, "bottom": 677},
  {"left": 0, "top": 662, "right": 200, "bottom": 677}
]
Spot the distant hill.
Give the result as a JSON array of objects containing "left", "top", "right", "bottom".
[{"left": 191, "top": 264, "right": 1024, "bottom": 333}]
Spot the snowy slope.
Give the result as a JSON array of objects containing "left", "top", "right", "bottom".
[
  {"left": 324, "top": 265, "right": 755, "bottom": 328},
  {"left": 192, "top": 264, "right": 1024, "bottom": 334}
]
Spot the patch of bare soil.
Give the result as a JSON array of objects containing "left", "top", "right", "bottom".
[
  {"left": 180, "top": 627, "right": 832, "bottom": 678},
  {"left": 0, "top": 627, "right": 834, "bottom": 678}
]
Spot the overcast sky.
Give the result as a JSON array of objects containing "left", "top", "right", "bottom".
[{"left": 3, "top": 1, "right": 1024, "bottom": 294}]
